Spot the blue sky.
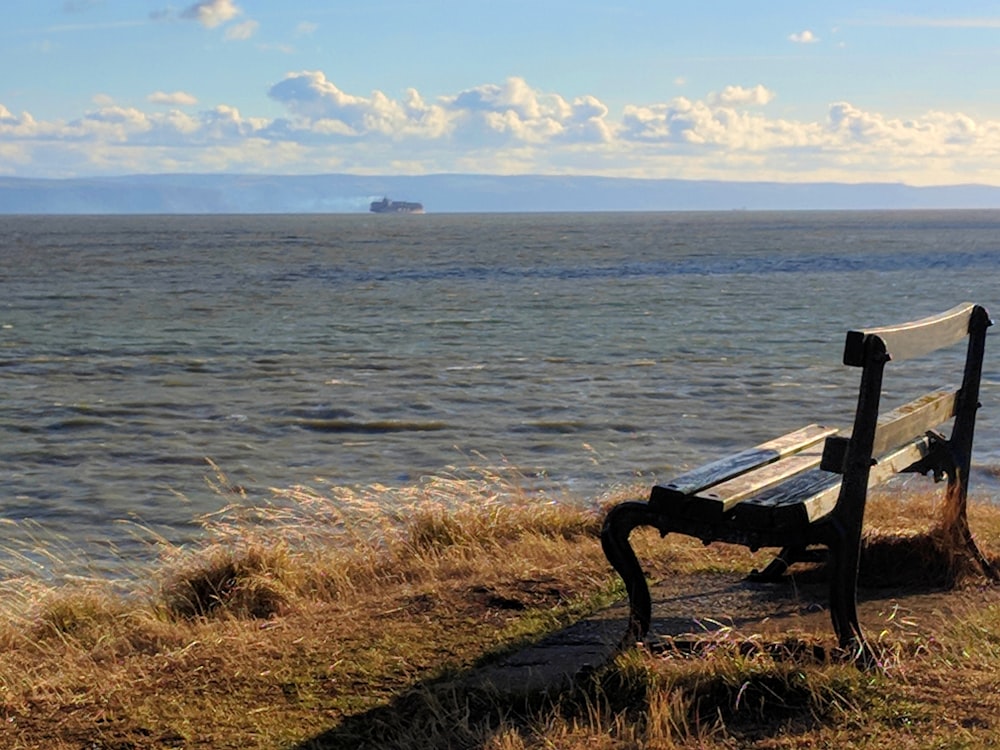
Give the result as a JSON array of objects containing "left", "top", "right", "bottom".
[{"left": 3, "top": 0, "right": 1000, "bottom": 184}]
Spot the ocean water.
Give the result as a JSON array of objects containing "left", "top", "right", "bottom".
[{"left": 3, "top": 210, "right": 1000, "bottom": 578}]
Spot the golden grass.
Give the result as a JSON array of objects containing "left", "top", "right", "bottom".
[
  {"left": 0, "top": 465, "right": 999, "bottom": 749},
  {"left": 0, "top": 465, "right": 630, "bottom": 748}
]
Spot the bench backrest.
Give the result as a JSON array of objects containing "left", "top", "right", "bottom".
[{"left": 822, "top": 302, "right": 991, "bottom": 525}]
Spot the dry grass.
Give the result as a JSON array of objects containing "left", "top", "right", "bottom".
[
  {"left": 1, "top": 465, "right": 999, "bottom": 749},
  {"left": 0, "top": 464, "right": 632, "bottom": 748}
]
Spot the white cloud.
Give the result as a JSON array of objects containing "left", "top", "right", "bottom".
[
  {"left": 148, "top": 91, "right": 199, "bottom": 106},
  {"left": 268, "top": 71, "right": 360, "bottom": 120},
  {"left": 263, "top": 74, "right": 614, "bottom": 153},
  {"left": 70, "top": 105, "right": 153, "bottom": 142},
  {"left": 622, "top": 87, "right": 795, "bottom": 151},
  {"left": 452, "top": 77, "right": 550, "bottom": 120},
  {"left": 0, "top": 108, "right": 53, "bottom": 139},
  {"left": 446, "top": 77, "right": 612, "bottom": 145},
  {"left": 181, "top": 0, "right": 241, "bottom": 29},
  {"left": 0, "top": 141, "right": 32, "bottom": 174},
  {"left": 824, "top": 102, "right": 1000, "bottom": 158},
  {"left": 198, "top": 104, "right": 266, "bottom": 139},
  {"left": 789, "top": 29, "right": 819, "bottom": 43},
  {"left": 267, "top": 70, "right": 453, "bottom": 139},
  {"left": 711, "top": 84, "right": 775, "bottom": 107},
  {"left": 224, "top": 19, "right": 258, "bottom": 41},
  {"left": 3, "top": 75, "right": 1000, "bottom": 185},
  {"left": 158, "top": 109, "right": 201, "bottom": 135}
]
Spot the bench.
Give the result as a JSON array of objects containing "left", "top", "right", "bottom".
[{"left": 601, "top": 303, "right": 997, "bottom": 663}]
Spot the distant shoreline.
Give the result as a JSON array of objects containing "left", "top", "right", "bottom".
[{"left": 2, "top": 173, "right": 999, "bottom": 214}]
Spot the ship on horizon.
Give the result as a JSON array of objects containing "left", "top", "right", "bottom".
[{"left": 369, "top": 196, "right": 424, "bottom": 214}]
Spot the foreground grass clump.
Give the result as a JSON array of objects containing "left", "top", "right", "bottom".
[
  {"left": 0, "top": 468, "right": 644, "bottom": 748},
  {"left": 1, "top": 469, "right": 999, "bottom": 749}
]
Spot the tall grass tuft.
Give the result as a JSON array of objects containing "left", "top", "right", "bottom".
[
  {"left": 159, "top": 542, "right": 298, "bottom": 619},
  {"left": 859, "top": 485, "right": 1000, "bottom": 588}
]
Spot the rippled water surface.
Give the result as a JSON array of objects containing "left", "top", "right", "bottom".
[{"left": 3, "top": 211, "right": 1000, "bottom": 574}]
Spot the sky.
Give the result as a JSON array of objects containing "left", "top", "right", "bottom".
[{"left": 3, "top": 0, "right": 1000, "bottom": 185}]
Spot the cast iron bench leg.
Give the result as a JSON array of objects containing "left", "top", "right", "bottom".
[
  {"left": 747, "top": 546, "right": 829, "bottom": 582},
  {"left": 963, "top": 523, "right": 1000, "bottom": 582},
  {"left": 826, "top": 521, "right": 876, "bottom": 666},
  {"left": 600, "top": 501, "right": 662, "bottom": 641},
  {"left": 747, "top": 546, "right": 802, "bottom": 582}
]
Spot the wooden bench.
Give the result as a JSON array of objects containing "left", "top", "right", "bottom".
[{"left": 601, "top": 303, "right": 997, "bottom": 662}]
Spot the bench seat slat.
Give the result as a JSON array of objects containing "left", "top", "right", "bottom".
[
  {"left": 698, "top": 445, "right": 825, "bottom": 512},
  {"left": 737, "top": 435, "right": 936, "bottom": 531},
  {"left": 655, "top": 423, "right": 838, "bottom": 499},
  {"left": 734, "top": 468, "right": 841, "bottom": 530},
  {"left": 651, "top": 444, "right": 829, "bottom": 524}
]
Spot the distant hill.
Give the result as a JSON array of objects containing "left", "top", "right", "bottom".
[{"left": 1, "top": 173, "right": 998, "bottom": 214}]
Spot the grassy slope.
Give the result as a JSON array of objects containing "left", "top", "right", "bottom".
[{"left": 2, "top": 473, "right": 1000, "bottom": 749}]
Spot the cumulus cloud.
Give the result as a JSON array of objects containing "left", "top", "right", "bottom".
[
  {"left": 623, "top": 86, "right": 792, "bottom": 150},
  {"left": 789, "top": 29, "right": 819, "bottom": 43},
  {"left": 263, "top": 73, "right": 614, "bottom": 150},
  {"left": 181, "top": 0, "right": 241, "bottom": 29},
  {"left": 148, "top": 91, "right": 199, "bottom": 106},
  {"left": 824, "top": 102, "right": 997, "bottom": 156},
  {"left": 446, "top": 77, "right": 614, "bottom": 144},
  {"left": 451, "top": 77, "right": 553, "bottom": 120},
  {"left": 268, "top": 70, "right": 453, "bottom": 138},
  {"left": 268, "top": 71, "right": 379, "bottom": 130},
  {"left": 3, "top": 75, "right": 1000, "bottom": 184},
  {"left": 199, "top": 105, "right": 265, "bottom": 138},
  {"left": 711, "top": 84, "right": 776, "bottom": 107},
  {"left": 70, "top": 105, "right": 153, "bottom": 142},
  {"left": 0, "top": 107, "right": 53, "bottom": 140}
]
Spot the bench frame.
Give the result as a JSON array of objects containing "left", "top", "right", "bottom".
[{"left": 601, "top": 303, "right": 997, "bottom": 661}]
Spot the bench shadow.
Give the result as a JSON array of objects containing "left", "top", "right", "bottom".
[
  {"left": 287, "top": 637, "right": 597, "bottom": 750},
  {"left": 291, "top": 531, "right": 998, "bottom": 749}
]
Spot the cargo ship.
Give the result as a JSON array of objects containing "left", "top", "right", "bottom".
[{"left": 369, "top": 196, "right": 424, "bottom": 214}]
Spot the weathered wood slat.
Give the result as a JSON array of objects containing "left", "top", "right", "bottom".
[
  {"left": 735, "top": 468, "right": 840, "bottom": 530},
  {"left": 820, "top": 390, "right": 956, "bottom": 473},
  {"left": 873, "top": 390, "right": 957, "bottom": 457},
  {"left": 653, "top": 442, "right": 830, "bottom": 523},
  {"left": 739, "top": 435, "right": 935, "bottom": 531},
  {"left": 807, "top": 436, "right": 934, "bottom": 524},
  {"left": 653, "top": 424, "right": 838, "bottom": 500},
  {"left": 698, "top": 445, "right": 825, "bottom": 512},
  {"left": 843, "top": 302, "right": 974, "bottom": 366}
]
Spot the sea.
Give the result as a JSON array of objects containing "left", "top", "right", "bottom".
[{"left": 3, "top": 210, "right": 1000, "bottom": 581}]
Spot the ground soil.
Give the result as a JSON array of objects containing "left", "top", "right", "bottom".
[{"left": 474, "top": 560, "right": 1000, "bottom": 695}]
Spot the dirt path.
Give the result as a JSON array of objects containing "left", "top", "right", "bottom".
[{"left": 474, "top": 571, "right": 1000, "bottom": 694}]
